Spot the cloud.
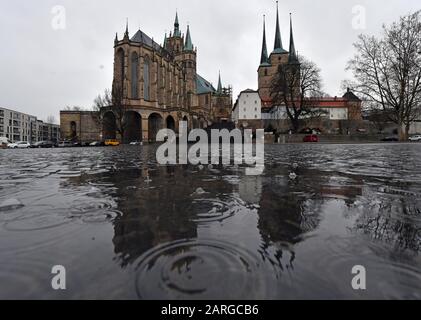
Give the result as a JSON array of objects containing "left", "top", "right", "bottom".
[{"left": 0, "top": 0, "right": 419, "bottom": 120}]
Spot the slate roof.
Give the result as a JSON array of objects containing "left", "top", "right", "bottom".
[
  {"left": 196, "top": 74, "right": 216, "bottom": 94},
  {"left": 131, "top": 30, "right": 163, "bottom": 52}
]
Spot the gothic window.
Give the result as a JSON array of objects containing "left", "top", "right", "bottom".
[
  {"left": 264, "top": 69, "right": 268, "bottom": 76},
  {"left": 116, "top": 49, "right": 125, "bottom": 91},
  {"left": 144, "top": 56, "right": 150, "bottom": 101},
  {"left": 131, "top": 52, "right": 139, "bottom": 99}
]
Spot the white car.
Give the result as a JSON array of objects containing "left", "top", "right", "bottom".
[
  {"left": 409, "top": 135, "right": 421, "bottom": 142},
  {"left": 8, "top": 141, "right": 31, "bottom": 149}
]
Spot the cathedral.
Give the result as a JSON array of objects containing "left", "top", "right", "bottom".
[
  {"left": 61, "top": 13, "right": 233, "bottom": 144},
  {"left": 258, "top": 4, "right": 299, "bottom": 109}
]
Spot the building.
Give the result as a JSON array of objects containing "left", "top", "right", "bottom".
[
  {"left": 61, "top": 13, "right": 233, "bottom": 144},
  {"left": 0, "top": 107, "right": 60, "bottom": 143},
  {"left": 232, "top": 89, "right": 262, "bottom": 129},
  {"left": 256, "top": 4, "right": 362, "bottom": 133}
]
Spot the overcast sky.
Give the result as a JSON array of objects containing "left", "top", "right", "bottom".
[{"left": 0, "top": 0, "right": 419, "bottom": 122}]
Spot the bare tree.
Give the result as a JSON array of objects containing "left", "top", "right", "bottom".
[
  {"left": 346, "top": 11, "right": 421, "bottom": 141},
  {"left": 64, "top": 106, "right": 84, "bottom": 111},
  {"left": 270, "top": 55, "right": 326, "bottom": 133},
  {"left": 92, "top": 86, "right": 128, "bottom": 140},
  {"left": 46, "top": 115, "right": 56, "bottom": 124}
]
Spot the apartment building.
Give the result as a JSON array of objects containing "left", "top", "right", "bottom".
[{"left": 0, "top": 107, "right": 60, "bottom": 143}]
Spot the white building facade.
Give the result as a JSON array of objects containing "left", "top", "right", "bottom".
[
  {"left": 232, "top": 90, "right": 262, "bottom": 127},
  {"left": 0, "top": 107, "right": 60, "bottom": 143}
]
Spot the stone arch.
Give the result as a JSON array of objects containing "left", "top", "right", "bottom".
[
  {"left": 123, "top": 111, "right": 142, "bottom": 143},
  {"left": 148, "top": 113, "right": 163, "bottom": 142},
  {"left": 193, "top": 118, "right": 200, "bottom": 130},
  {"left": 130, "top": 52, "right": 139, "bottom": 99},
  {"left": 103, "top": 111, "right": 117, "bottom": 140},
  {"left": 166, "top": 115, "right": 176, "bottom": 131},
  {"left": 70, "top": 121, "right": 77, "bottom": 140}
]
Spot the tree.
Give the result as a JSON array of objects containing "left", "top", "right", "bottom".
[
  {"left": 270, "top": 55, "right": 326, "bottom": 133},
  {"left": 64, "top": 106, "right": 84, "bottom": 111},
  {"left": 92, "top": 86, "right": 128, "bottom": 141},
  {"left": 46, "top": 115, "right": 56, "bottom": 124},
  {"left": 346, "top": 11, "right": 421, "bottom": 141}
]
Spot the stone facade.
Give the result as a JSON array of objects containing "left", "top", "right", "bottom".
[
  {"left": 256, "top": 5, "right": 363, "bottom": 133},
  {"left": 60, "top": 13, "right": 232, "bottom": 143}
]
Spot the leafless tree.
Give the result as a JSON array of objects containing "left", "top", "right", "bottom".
[
  {"left": 46, "top": 115, "right": 56, "bottom": 124},
  {"left": 270, "top": 55, "right": 326, "bottom": 133},
  {"left": 346, "top": 11, "right": 421, "bottom": 141},
  {"left": 92, "top": 86, "right": 128, "bottom": 140}
]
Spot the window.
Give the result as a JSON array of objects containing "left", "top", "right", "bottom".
[
  {"left": 264, "top": 69, "right": 268, "bottom": 76},
  {"left": 144, "top": 57, "right": 150, "bottom": 101},
  {"left": 116, "top": 49, "right": 125, "bottom": 91},
  {"left": 131, "top": 52, "right": 139, "bottom": 99}
]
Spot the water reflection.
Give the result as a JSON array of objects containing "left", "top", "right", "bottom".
[{"left": 0, "top": 144, "right": 420, "bottom": 299}]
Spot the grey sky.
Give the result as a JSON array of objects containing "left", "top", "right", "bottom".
[{"left": 0, "top": 0, "right": 419, "bottom": 121}]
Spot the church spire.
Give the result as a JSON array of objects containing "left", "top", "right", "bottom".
[
  {"left": 273, "top": 1, "right": 286, "bottom": 54},
  {"left": 217, "top": 71, "right": 223, "bottom": 94},
  {"left": 288, "top": 13, "right": 299, "bottom": 63},
  {"left": 184, "top": 25, "right": 193, "bottom": 51},
  {"left": 163, "top": 32, "right": 167, "bottom": 49},
  {"left": 260, "top": 15, "right": 269, "bottom": 66},
  {"left": 123, "top": 18, "right": 129, "bottom": 41},
  {"left": 174, "top": 11, "right": 181, "bottom": 37}
]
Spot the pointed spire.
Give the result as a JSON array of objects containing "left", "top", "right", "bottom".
[
  {"left": 272, "top": 1, "right": 287, "bottom": 54},
  {"left": 288, "top": 13, "right": 299, "bottom": 63},
  {"left": 124, "top": 18, "right": 129, "bottom": 41},
  {"left": 217, "top": 71, "right": 223, "bottom": 94},
  {"left": 260, "top": 15, "right": 270, "bottom": 66},
  {"left": 174, "top": 11, "right": 181, "bottom": 37},
  {"left": 163, "top": 32, "right": 167, "bottom": 49},
  {"left": 184, "top": 25, "right": 193, "bottom": 51},
  {"left": 114, "top": 32, "right": 119, "bottom": 45}
]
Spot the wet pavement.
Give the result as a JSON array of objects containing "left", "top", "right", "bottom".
[{"left": 0, "top": 144, "right": 420, "bottom": 299}]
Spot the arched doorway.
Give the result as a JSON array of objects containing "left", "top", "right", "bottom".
[
  {"left": 148, "top": 113, "right": 163, "bottom": 142},
  {"left": 103, "top": 112, "right": 117, "bottom": 140},
  {"left": 70, "top": 121, "right": 77, "bottom": 140},
  {"left": 123, "top": 111, "right": 142, "bottom": 143},
  {"left": 166, "top": 115, "right": 176, "bottom": 131}
]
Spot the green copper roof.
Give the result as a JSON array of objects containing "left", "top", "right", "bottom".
[
  {"left": 272, "top": 2, "right": 287, "bottom": 54},
  {"left": 174, "top": 12, "right": 181, "bottom": 37},
  {"left": 184, "top": 25, "right": 193, "bottom": 51},
  {"left": 196, "top": 74, "right": 216, "bottom": 94},
  {"left": 288, "top": 14, "right": 299, "bottom": 63},
  {"left": 260, "top": 15, "right": 270, "bottom": 66}
]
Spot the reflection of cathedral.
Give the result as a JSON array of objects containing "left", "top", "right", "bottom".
[{"left": 60, "top": 13, "right": 233, "bottom": 144}]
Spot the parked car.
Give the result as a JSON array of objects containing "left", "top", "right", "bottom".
[
  {"left": 105, "top": 139, "right": 120, "bottom": 146},
  {"left": 409, "top": 135, "right": 421, "bottom": 142},
  {"left": 303, "top": 134, "right": 319, "bottom": 143},
  {"left": 32, "top": 141, "right": 54, "bottom": 148},
  {"left": 129, "top": 141, "right": 143, "bottom": 146},
  {"left": 58, "top": 141, "right": 74, "bottom": 148},
  {"left": 8, "top": 141, "right": 31, "bottom": 149},
  {"left": 89, "top": 141, "right": 105, "bottom": 147},
  {"left": 381, "top": 136, "right": 399, "bottom": 142}
]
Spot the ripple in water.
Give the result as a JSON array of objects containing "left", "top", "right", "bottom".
[{"left": 135, "top": 239, "right": 275, "bottom": 299}]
